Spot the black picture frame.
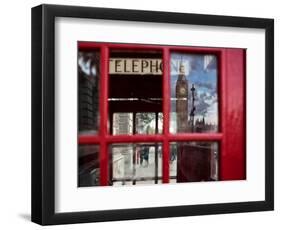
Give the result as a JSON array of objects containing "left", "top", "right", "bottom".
[{"left": 31, "top": 4, "right": 274, "bottom": 225}]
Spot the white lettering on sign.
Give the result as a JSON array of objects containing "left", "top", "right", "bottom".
[{"left": 109, "top": 58, "right": 163, "bottom": 75}]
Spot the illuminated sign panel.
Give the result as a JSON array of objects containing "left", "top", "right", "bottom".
[{"left": 109, "top": 58, "right": 162, "bottom": 75}]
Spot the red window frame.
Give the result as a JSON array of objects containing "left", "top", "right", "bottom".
[{"left": 78, "top": 42, "right": 246, "bottom": 186}]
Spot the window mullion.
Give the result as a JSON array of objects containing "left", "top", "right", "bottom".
[
  {"left": 162, "top": 47, "right": 170, "bottom": 183},
  {"left": 168, "top": 133, "right": 223, "bottom": 142},
  {"left": 99, "top": 45, "right": 109, "bottom": 186}
]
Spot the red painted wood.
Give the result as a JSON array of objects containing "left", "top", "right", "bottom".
[
  {"left": 162, "top": 47, "right": 170, "bottom": 183},
  {"left": 79, "top": 135, "right": 101, "bottom": 144},
  {"left": 168, "top": 133, "right": 223, "bottom": 142},
  {"left": 169, "top": 47, "right": 221, "bottom": 54},
  {"left": 99, "top": 45, "right": 109, "bottom": 186},
  {"left": 220, "top": 49, "right": 246, "bottom": 180},
  {"left": 78, "top": 41, "right": 223, "bottom": 54},
  {"left": 78, "top": 41, "right": 102, "bottom": 50},
  {"left": 219, "top": 50, "right": 226, "bottom": 180},
  {"left": 106, "top": 134, "right": 164, "bottom": 143},
  {"left": 79, "top": 133, "right": 222, "bottom": 144},
  {"left": 218, "top": 51, "right": 224, "bottom": 134},
  {"left": 79, "top": 41, "right": 163, "bottom": 51}
]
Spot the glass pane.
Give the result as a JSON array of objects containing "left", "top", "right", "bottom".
[
  {"left": 170, "top": 53, "right": 218, "bottom": 133},
  {"left": 109, "top": 49, "right": 163, "bottom": 135},
  {"left": 135, "top": 112, "right": 163, "bottom": 134},
  {"left": 78, "top": 145, "right": 100, "bottom": 187},
  {"left": 78, "top": 50, "right": 100, "bottom": 134},
  {"left": 170, "top": 142, "right": 219, "bottom": 183},
  {"left": 112, "top": 113, "right": 133, "bottom": 135},
  {"left": 109, "top": 143, "right": 162, "bottom": 186}
]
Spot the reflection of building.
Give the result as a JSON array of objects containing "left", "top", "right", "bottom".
[
  {"left": 112, "top": 146, "right": 133, "bottom": 182},
  {"left": 194, "top": 117, "right": 217, "bottom": 133},
  {"left": 203, "top": 55, "right": 216, "bottom": 71},
  {"left": 113, "top": 113, "right": 132, "bottom": 135},
  {"left": 79, "top": 71, "right": 95, "bottom": 131},
  {"left": 78, "top": 145, "right": 100, "bottom": 187},
  {"left": 175, "top": 63, "right": 189, "bottom": 132},
  {"left": 78, "top": 52, "right": 101, "bottom": 186},
  {"left": 78, "top": 52, "right": 99, "bottom": 132}
]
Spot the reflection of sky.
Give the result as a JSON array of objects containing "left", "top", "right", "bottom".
[{"left": 170, "top": 53, "right": 218, "bottom": 125}]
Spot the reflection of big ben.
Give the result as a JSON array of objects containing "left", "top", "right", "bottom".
[
  {"left": 176, "top": 63, "right": 189, "bottom": 183},
  {"left": 176, "top": 63, "right": 188, "bottom": 132}
]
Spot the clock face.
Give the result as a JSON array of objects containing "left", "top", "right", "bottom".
[{"left": 179, "top": 87, "right": 187, "bottom": 96}]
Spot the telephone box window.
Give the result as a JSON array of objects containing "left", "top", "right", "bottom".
[
  {"left": 169, "top": 142, "right": 219, "bottom": 183},
  {"left": 78, "top": 50, "right": 100, "bottom": 134},
  {"left": 136, "top": 113, "right": 163, "bottom": 134},
  {"left": 170, "top": 53, "right": 218, "bottom": 133},
  {"left": 109, "top": 49, "right": 163, "bottom": 136},
  {"left": 109, "top": 143, "right": 162, "bottom": 186},
  {"left": 112, "top": 113, "right": 133, "bottom": 135},
  {"left": 78, "top": 145, "right": 100, "bottom": 187}
]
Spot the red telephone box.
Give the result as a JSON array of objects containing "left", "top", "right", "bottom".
[{"left": 78, "top": 42, "right": 246, "bottom": 187}]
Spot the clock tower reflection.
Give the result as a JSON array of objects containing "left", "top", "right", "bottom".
[{"left": 175, "top": 63, "right": 189, "bottom": 133}]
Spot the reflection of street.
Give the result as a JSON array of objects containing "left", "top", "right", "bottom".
[
  {"left": 135, "top": 151, "right": 162, "bottom": 179},
  {"left": 111, "top": 142, "right": 218, "bottom": 186},
  {"left": 169, "top": 156, "right": 177, "bottom": 180},
  {"left": 112, "top": 146, "right": 162, "bottom": 186}
]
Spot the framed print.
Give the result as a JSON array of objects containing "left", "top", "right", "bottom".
[{"left": 31, "top": 4, "right": 274, "bottom": 225}]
